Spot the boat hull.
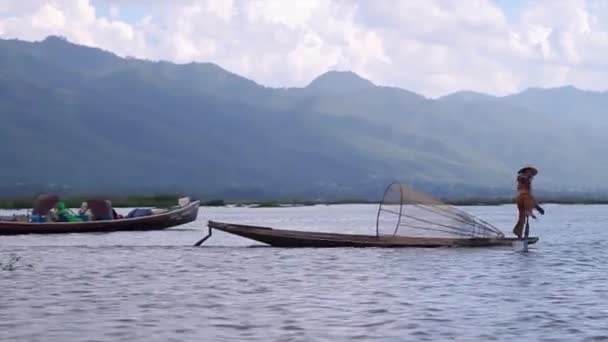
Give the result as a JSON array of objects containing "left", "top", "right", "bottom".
[
  {"left": 0, "top": 201, "right": 200, "bottom": 235},
  {"left": 208, "top": 221, "right": 539, "bottom": 248}
]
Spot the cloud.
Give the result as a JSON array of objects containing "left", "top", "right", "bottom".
[
  {"left": 0, "top": 0, "right": 143, "bottom": 55},
  {"left": 1, "top": 0, "right": 608, "bottom": 96}
]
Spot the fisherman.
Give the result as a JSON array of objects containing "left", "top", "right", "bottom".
[{"left": 513, "top": 166, "right": 544, "bottom": 238}]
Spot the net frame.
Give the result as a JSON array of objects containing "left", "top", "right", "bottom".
[{"left": 375, "top": 181, "right": 504, "bottom": 239}]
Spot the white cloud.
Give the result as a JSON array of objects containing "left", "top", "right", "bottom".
[
  {"left": 0, "top": 0, "right": 143, "bottom": 55},
  {"left": 109, "top": 4, "right": 119, "bottom": 18},
  {"left": 1, "top": 0, "right": 608, "bottom": 96},
  {"left": 31, "top": 3, "right": 66, "bottom": 31}
]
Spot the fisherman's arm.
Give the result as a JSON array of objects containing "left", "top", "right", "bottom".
[{"left": 535, "top": 203, "right": 545, "bottom": 215}]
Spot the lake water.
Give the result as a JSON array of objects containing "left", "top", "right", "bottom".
[{"left": 1, "top": 204, "right": 607, "bottom": 341}]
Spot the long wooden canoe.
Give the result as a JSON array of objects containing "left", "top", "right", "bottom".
[
  {"left": 0, "top": 201, "right": 200, "bottom": 235},
  {"left": 205, "top": 221, "right": 538, "bottom": 248}
]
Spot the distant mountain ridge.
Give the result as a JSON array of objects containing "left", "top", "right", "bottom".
[
  {"left": 2, "top": 36, "right": 608, "bottom": 199},
  {"left": 306, "top": 71, "right": 376, "bottom": 94}
]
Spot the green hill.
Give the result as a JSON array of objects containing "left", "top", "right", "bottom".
[{"left": 2, "top": 36, "right": 608, "bottom": 200}]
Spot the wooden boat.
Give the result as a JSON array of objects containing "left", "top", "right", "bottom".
[
  {"left": 0, "top": 200, "right": 200, "bottom": 235},
  {"left": 193, "top": 182, "right": 542, "bottom": 249},
  {"left": 200, "top": 221, "right": 539, "bottom": 248}
]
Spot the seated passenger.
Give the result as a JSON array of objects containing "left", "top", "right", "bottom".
[{"left": 55, "top": 202, "right": 84, "bottom": 222}]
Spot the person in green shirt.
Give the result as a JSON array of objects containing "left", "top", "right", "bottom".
[{"left": 55, "top": 202, "right": 84, "bottom": 222}]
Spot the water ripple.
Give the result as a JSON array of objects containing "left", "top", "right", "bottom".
[{"left": 2, "top": 204, "right": 608, "bottom": 341}]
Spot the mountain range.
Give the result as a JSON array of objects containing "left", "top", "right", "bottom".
[{"left": 1, "top": 36, "right": 608, "bottom": 200}]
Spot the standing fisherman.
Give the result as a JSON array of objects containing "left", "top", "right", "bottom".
[{"left": 513, "top": 166, "right": 545, "bottom": 238}]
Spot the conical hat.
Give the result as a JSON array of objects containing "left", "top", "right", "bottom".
[{"left": 517, "top": 166, "right": 538, "bottom": 176}]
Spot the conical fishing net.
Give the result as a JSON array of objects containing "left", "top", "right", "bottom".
[{"left": 376, "top": 182, "right": 504, "bottom": 239}]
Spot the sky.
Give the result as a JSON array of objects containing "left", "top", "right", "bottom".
[{"left": 1, "top": 0, "right": 608, "bottom": 97}]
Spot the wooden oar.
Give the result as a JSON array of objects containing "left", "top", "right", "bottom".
[
  {"left": 521, "top": 217, "right": 530, "bottom": 252},
  {"left": 522, "top": 204, "right": 544, "bottom": 252}
]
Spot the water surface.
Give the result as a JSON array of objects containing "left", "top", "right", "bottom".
[{"left": 1, "top": 204, "right": 607, "bottom": 341}]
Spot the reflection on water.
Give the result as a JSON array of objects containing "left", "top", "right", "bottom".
[{"left": 1, "top": 204, "right": 607, "bottom": 341}]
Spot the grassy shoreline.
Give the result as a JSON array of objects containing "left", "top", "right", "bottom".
[
  {"left": 243, "top": 198, "right": 608, "bottom": 207},
  {"left": 3, "top": 195, "right": 608, "bottom": 209}
]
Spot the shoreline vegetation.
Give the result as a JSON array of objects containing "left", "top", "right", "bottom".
[{"left": 3, "top": 195, "right": 608, "bottom": 209}]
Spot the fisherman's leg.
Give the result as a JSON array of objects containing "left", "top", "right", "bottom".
[
  {"left": 513, "top": 211, "right": 525, "bottom": 238},
  {"left": 524, "top": 216, "right": 530, "bottom": 238},
  {"left": 513, "top": 198, "right": 526, "bottom": 238}
]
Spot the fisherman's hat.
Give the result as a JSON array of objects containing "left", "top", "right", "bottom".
[{"left": 517, "top": 166, "right": 538, "bottom": 176}]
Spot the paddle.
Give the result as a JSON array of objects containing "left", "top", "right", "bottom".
[
  {"left": 516, "top": 203, "right": 544, "bottom": 252},
  {"left": 511, "top": 215, "right": 532, "bottom": 252},
  {"left": 522, "top": 217, "right": 530, "bottom": 252}
]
